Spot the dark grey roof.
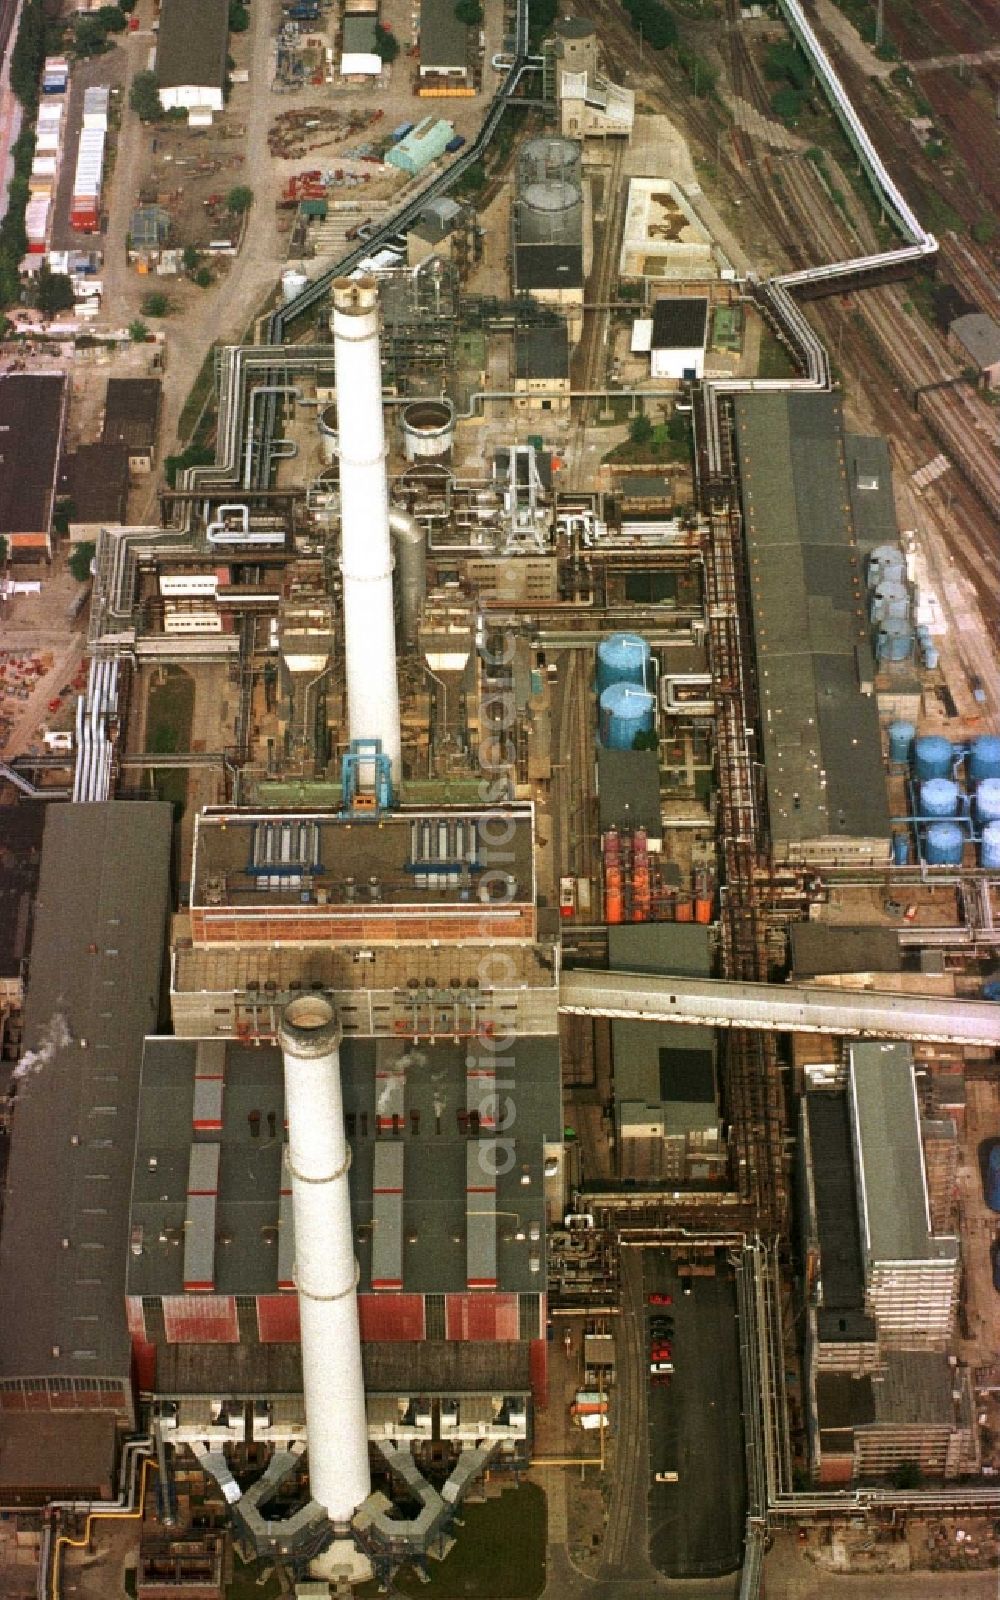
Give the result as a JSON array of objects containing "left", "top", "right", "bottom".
[
  {"left": 554, "top": 15, "right": 596, "bottom": 37},
  {"left": 733, "top": 392, "right": 890, "bottom": 859},
  {"left": 514, "top": 243, "right": 583, "bottom": 292},
  {"left": 102, "top": 379, "right": 161, "bottom": 452},
  {"left": 803, "top": 1092, "right": 866, "bottom": 1312},
  {"left": 409, "top": 197, "right": 463, "bottom": 245},
  {"left": 515, "top": 324, "right": 569, "bottom": 381},
  {"left": 849, "top": 1042, "right": 958, "bottom": 1269},
  {"left": 845, "top": 434, "right": 897, "bottom": 556},
  {"left": 608, "top": 922, "right": 710, "bottom": 979},
  {"left": 596, "top": 748, "right": 662, "bottom": 840},
  {"left": 419, "top": 0, "right": 469, "bottom": 70},
  {"left": 870, "top": 1351, "right": 957, "bottom": 1427},
  {"left": 58, "top": 443, "right": 130, "bottom": 523},
  {"left": 0, "top": 374, "right": 66, "bottom": 536},
  {"left": 128, "top": 1035, "right": 561, "bottom": 1298},
  {"left": 155, "top": 0, "right": 228, "bottom": 91},
  {"left": 790, "top": 923, "right": 901, "bottom": 978},
  {"left": 0, "top": 803, "right": 173, "bottom": 1385},
  {"left": 0, "top": 804, "right": 48, "bottom": 980},
  {"left": 950, "top": 311, "right": 1000, "bottom": 370},
  {"left": 154, "top": 1338, "right": 532, "bottom": 1397},
  {"left": 0, "top": 1413, "right": 118, "bottom": 1497},
  {"left": 651, "top": 297, "right": 709, "bottom": 351},
  {"left": 342, "top": 13, "right": 378, "bottom": 52},
  {"left": 816, "top": 1371, "right": 875, "bottom": 1434}
]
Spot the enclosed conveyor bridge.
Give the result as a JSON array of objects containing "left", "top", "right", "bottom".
[{"left": 559, "top": 969, "right": 1000, "bottom": 1047}]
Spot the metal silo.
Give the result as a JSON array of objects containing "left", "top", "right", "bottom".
[
  {"left": 919, "top": 778, "right": 959, "bottom": 818},
  {"left": 970, "top": 735, "right": 1000, "bottom": 783},
  {"left": 914, "top": 735, "right": 953, "bottom": 782},
  {"left": 599, "top": 683, "right": 656, "bottom": 750},
  {"left": 925, "top": 821, "right": 964, "bottom": 866},
  {"left": 976, "top": 779, "right": 1000, "bottom": 824},
  {"left": 887, "top": 720, "right": 915, "bottom": 764},
  {"left": 875, "top": 620, "right": 914, "bottom": 662},
  {"left": 867, "top": 544, "right": 906, "bottom": 590},
  {"left": 981, "top": 823, "right": 1000, "bottom": 871},
  {"left": 596, "top": 633, "right": 651, "bottom": 695},
  {"left": 869, "top": 580, "right": 910, "bottom": 625}
]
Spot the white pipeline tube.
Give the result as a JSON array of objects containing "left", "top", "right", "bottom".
[
  {"left": 279, "top": 996, "right": 370, "bottom": 1526},
  {"left": 332, "top": 277, "right": 401, "bottom": 780}
]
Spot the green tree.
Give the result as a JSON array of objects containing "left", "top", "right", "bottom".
[
  {"left": 374, "top": 22, "right": 399, "bottom": 60},
  {"left": 182, "top": 243, "right": 201, "bottom": 272},
  {"left": 226, "top": 185, "right": 253, "bottom": 214},
  {"left": 972, "top": 217, "right": 996, "bottom": 246},
  {"left": 10, "top": 0, "right": 45, "bottom": 108},
  {"left": 36, "top": 266, "right": 75, "bottom": 317},
  {"left": 96, "top": 5, "right": 128, "bottom": 31},
  {"left": 454, "top": 0, "right": 482, "bottom": 23},
  {"left": 666, "top": 410, "right": 689, "bottom": 443},
  {"left": 194, "top": 266, "right": 214, "bottom": 288},
  {"left": 764, "top": 39, "right": 809, "bottom": 89},
  {"left": 69, "top": 541, "right": 96, "bottom": 582},
  {"left": 771, "top": 85, "right": 803, "bottom": 123},
  {"left": 130, "top": 69, "right": 164, "bottom": 121},
  {"left": 164, "top": 443, "right": 215, "bottom": 488},
  {"left": 129, "top": 317, "right": 150, "bottom": 342},
  {"left": 228, "top": 0, "right": 249, "bottom": 30},
  {"left": 459, "top": 160, "right": 486, "bottom": 194},
  {"left": 141, "top": 291, "right": 171, "bottom": 317},
  {"left": 629, "top": 412, "right": 653, "bottom": 446},
  {"left": 74, "top": 16, "right": 111, "bottom": 55}
]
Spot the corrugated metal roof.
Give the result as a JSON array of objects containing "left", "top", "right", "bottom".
[
  {"left": 277, "top": 1168, "right": 295, "bottom": 1290},
  {"left": 183, "top": 1144, "right": 219, "bottom": 1291},
  {"left": 0, "top": 374, "right": 66, "bottom": 537},
  {"left": 466, "top": 1141, "right": 497, "bottom": 1289},
  {"left": 372, "top": 1141, "right": 404, "bottom": 1289},
  {"left": 155, "top": 0, "right": 228, "bottom": 91}
]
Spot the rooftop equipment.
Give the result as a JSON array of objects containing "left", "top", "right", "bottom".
[
  {"left": 887, "top": 720, "right": 915, "bottom": 765},
  {"left": 875, "top": 619, "right": 913, "bottom": 662}
]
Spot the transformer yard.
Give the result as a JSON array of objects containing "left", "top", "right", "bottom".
[{"left": 0, "top": 0, "right": 1000, "bottom": 1598}]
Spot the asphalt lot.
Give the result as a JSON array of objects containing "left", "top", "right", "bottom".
[{"left": 644, "top": 1253, "right": 746, "bottom": 1579}]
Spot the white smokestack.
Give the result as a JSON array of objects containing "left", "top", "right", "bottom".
[
  {"left": 332, "top": 276, "right": 401, "bottom": 780},
  {"left": 279, "top": 995, "right": 370, "bottom": 1525}
]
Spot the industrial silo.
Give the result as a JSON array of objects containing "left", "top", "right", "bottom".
[
  {"left": 867, "top": 544, "right": 906, "bottom": 590},
  {"left": 599, "top": 682, "right": 656, "bottom": 750},
  {"left": 887, "top": 720, "right": 915, "bottom": 765},
  {"left": 596, "top": 633, "right": 651, "bottom": 696},
  {"left": 519, "top": 136, "right": 581, "bottom": 186},
  {"left": 869, "top": 580, "right": 910, "bottom": 625},
  {"left": 919, "top": 778, "right": 959, "bottom": 818},
  {"left": 981, "top": 823, "right": 1000, "bottom": 872},
  {"left": 875, "top": 619, "right": 914, "bottom": 663},
  {"left": 281, "top": 266, "right": 309, "bottom": 304},
  {"left": 970, "top": 735, "right": 1000, "bottom": 783},
  {"left": 914, "top": 735, "right": 953, "bottom": 782},
  {"left": 400, "top": 399, "right": 455, "bottom": 462},
  {"left": 976, "top": 778, "right": 1000, "bottom": 825},
  {"left": 518, "top": 177, "right": 584, "bottom": 246},
  {"left": 925, "top": 821, "right": 964, "bottom": 866}
]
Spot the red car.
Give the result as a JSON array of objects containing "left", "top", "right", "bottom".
[
  {"left": 651, "top": 1373, "right": 672, "bottom": 1387},
  {"left": 651, "top": 1344, "right": 672, "bottom": 1360},
  {"left": 648, "top": 1292, "right": 673, "bottom": 1306}
]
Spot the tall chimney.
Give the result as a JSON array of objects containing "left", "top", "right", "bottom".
[
  {"left": 332, "top": 277, "right": 401, "bottom": 780},
  {"left": 279, "top": 995, "right": 370, "bottom": 1524}
]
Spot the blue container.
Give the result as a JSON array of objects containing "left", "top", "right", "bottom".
[
  {"left": 986, "top": 1146, "right": 1000, "bottom": 1213},
  {"left": 970, "top": 735, "right": 1000, "bottom": 783},
  {"left": 978, "top": 779, "right": 1000, "bottom": 824},
  {"left": 869, "top": 580, "right": 909, "bottom": 624},
  {"left": 983, "top": 822, "right": 1000, "bottom": 871},
  {"left": 876, "top": 620, "right": 913, "bottom": 662},
  {"left": 920, "top": 778, "right": 959, "bottom": 817},
  {"left": 982, "top": 977, "right": 1000, "bottom": 1001},
  {"left": 599, "top": 682, "right": 656, "bottom": 750},
  {"left": 891, "top": 830, "right": 910, "bottom": 866},
  {"left": 921, "top": 643, "right": 940, "bottom": 671},
  {"left": 888, "top": 720, "right": 915, "bottom": 764},
  {"left": 867, "top": 544, "right": 906, "bottom": 590},
  {"left": 925, "top": 821, "right": 964, "bottom": 866},
  {"left": 914, "top": 735, "right": 953, "bottom": 782},
  {"left": 596, "top": 632, "right": 650, "bottom": 696}
]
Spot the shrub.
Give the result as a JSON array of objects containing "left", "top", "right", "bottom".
[
  {"left": 130, "top": 69, "right": 163, "bottom": 120},
  {"left": 141, "top": 291, "right": 171, "bottom": 316},
  {"left": 69, "top": 541, "right": 96, "bottom": 582}
]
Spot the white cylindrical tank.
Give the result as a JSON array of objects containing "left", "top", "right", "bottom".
[
  {"left": 279, "top": 995, "right": 370, "bottom": 1526},
  {"left": 332, "top": 277, "right": 401, "bottom": 780},
  {"left": 400, "top": 398, "right": 455, "bottom": 462},
  {"left": 281, "top": 266, "right": 309, "bottom": 304}
]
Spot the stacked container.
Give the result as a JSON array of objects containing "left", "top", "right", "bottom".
[
  {"left": 82, "top": 86, "right": 109, "bottom": 132},
  {"left": 25, "top": 197, "right": 50, "bottom": 252},
  {"left": 71, "top": 128, "right": 106, "bottom": 233},
  {"left": 42, "top": 56, "right": 69, "bottom": 94}
]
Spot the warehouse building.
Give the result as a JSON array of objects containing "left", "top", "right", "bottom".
[
  {"left": 417, "top": 0, "right": 470, "bottom": 83},
  {"left": 386, "top": 117, "right": 456, "bottom": 177},
  {"left": 101, "top": 378, "right": 162, "bottom": 473},
  {"left": 513, "top": 324, "right": 570, "bottom": 415},
  {"left": 512, "top": 139, "right": 589, "bottom": 342},
  {"left": 0, "top": 373, "right": 67, "bottom": 560},
  {"left": 0, "top": 804, "right": 172, "bottom": 1502},
  {"left": 155, "top": 0, "right": 228, "bottom": 118},
  {"left": 58, "top": 442, "right": 130, "bottom": 541},
  {"left": 733, "top": 392, "right": 891, "bottom": 866}
]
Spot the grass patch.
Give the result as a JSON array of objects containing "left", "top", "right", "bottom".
[
  {"left": 146, "top": 667, "right": 194, "bottom": 754},
  {"left": 603, "top": 421, "right": 690, "bottom": 465},
  {"left": 227, "top": 1552, "right": 281, "bottom": 1599},
  {"left": 757, "top": 330, "right": 797, "bottom": 379},
  {"left": 177, "top": 343, "right": 218, "bottom": 445},
  {"left": 362, "top": 1483, "right": 546, "bottom": 1599}
]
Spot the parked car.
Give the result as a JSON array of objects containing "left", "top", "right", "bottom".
[
  {"left": 649, "top": 1360, "right": 674, "bottom": 1374},
  {"left": 650, "top": 1373, "right": 672, "bottom": 1388},
  {"left": 654, "top": 1471, "right": 679, "bottom": 1483},
  {"left": 648, "top": 1292, "right": 673, "bottom": 1306}
]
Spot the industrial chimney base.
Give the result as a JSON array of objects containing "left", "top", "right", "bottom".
[{"left": 309, "top": 1537, "right": 374, "bottom": 1588}]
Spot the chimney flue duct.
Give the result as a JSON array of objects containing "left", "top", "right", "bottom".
[
  {"left": 331, "top": 276, "right": 402, "bottom": 780},
  {"left": 279, "top": 995, "right": 370, "bottom": 1525}
]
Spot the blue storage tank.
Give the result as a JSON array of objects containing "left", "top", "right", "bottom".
[
  {"left": 925, "top": 821, "right": 964, "bottom": 866},
  {"left": 986, "top": 1145, "right": 1000, "bottom": 1213},
  {"left": 914, "top": 735, "right": 953, "bottom": 782},
  {"left": 891, "top": 830, "right": 910, "bottom": 866},
  {"left": 596, "top": 633, "right": 650, "bottom": 696},
  {"left": 869, "top": 580, "right": 909, "bottom": 624},
  {"left": 970, "top": 735, "right": 1000, "bottom": 782},
  {"left": 977, "top": 779, "right": 1000, "bottom": 824},
  {"left": 887, "top": 720, "right": 915, "bottom": 764},
  {"left": 920, "top": 778, "right": 959, "bottom": 817},
  {"left": 599, "top": 682, "right": 656, "bottom": 750},
  {"left": 867, "top": 544, "right": 906, "bottom": 589},
  {"left": 982, "top": 823, "right": 1000, "bottom": 871},
  {"left": 982, "top": 975, "right": 1000, "bottom": 1001},
  {"left": 876, "top": 620, "right": 914, "bottom": 662}
]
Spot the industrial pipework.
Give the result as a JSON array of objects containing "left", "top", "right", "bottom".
[
  {"left": 332, "top": 277, "right": 402, "bottom": 781},
  {"left": 278, "top": 995, "right": 371, "bottom": 1526}
]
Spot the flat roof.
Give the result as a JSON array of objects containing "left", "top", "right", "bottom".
[
  {"left": 515, "top": 324, "right": 569, "bottom": 381},
  {"left": 651, "top": 297, "right": 709, "bottom": 351},
  {"left": 0, "top": 1412, "right": 117, "bottom": 1494},
  {"left": 790, "top": 923, "right": 901, "bottom": 979},
  {"left": 0, "top": 803, "right": 173, "bottom": 1385},
  {"left": 870, "top": 1350, "right": 958, "bottom": 1427},
  {"left": 803, "top": 1092, "right": 866, "bottom": 1312},
  {"left": 419, "top": 0, "right": 468, "bottom": 69},
  {"left": 155, "top": 1338, "right": 532, "bottom": 1398},
  {"left": 845, "top": 434, "right": 897, "bottom": 556},
  {"left": 0, "top": 374, "right": 66, "bottom": 536},
  {"left": 950, "top": 311, "right": 1000, "bottom": 369},
  {"left": 155, "top": 0, "right": 228, "bottom": 90},
  {"left": 848, "top": 1042, "right": 958, "bottom": 1268},
  {"left": 58, "top": 443, "right": 130, "bottom": 523},
  {"left": 514, "top": 242, "right": 583, "bottom": 292},
  {"left": 596, "top": 749, "right": 662, "bottom": 841},
  {"left": 619, "top": 179, "right": 714, "bottom": 281},
  {"left": 733, "top": 392, "right": 891, "bottom": 858},
  {"left": 102, "top": 378, "right": 161, "bottom": 451},
  {"left": 127, "top": 1034, "right": 561, "bottom": 1298},
  {"left": 0, "top": 803, "right": 48, "bottom": 980},
  {"left": 608, "top": 922, "right": 710, "bottom": 978}
]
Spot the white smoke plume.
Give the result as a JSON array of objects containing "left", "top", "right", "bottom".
[{"left": 13, "top": 1012, "right": 72, "bottom": 1081}]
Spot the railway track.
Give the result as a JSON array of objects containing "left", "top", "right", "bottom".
[{"left": 602, "top": 1246, "right": 647, "bottom": 1575}]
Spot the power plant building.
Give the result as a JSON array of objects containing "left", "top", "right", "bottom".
[{"left": 512, "top": 139, "right": 590, "bottom": 341}]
